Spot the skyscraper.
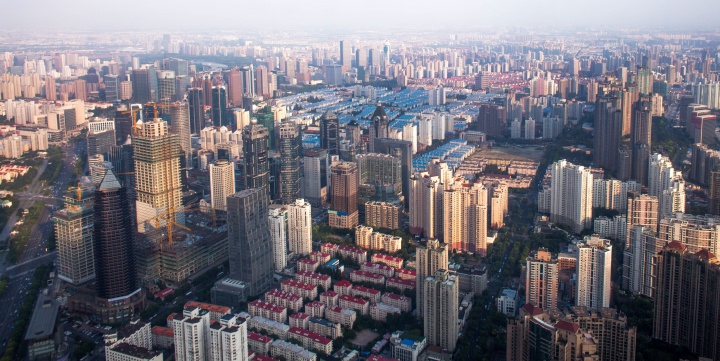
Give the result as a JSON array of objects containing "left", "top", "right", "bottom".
[
  {"left": 212, "top": 86, "right": 229, "bottom": 128},
  {"left": 340, "top": 40, "right": 352, "bottom": 68},
  {"left": 631, "top": 97, "right": 652, "bottom": 185},
  {"left": 593, "top": 96, "right": 623, "bottom": 174},
  {"left": 209, "top": 160, "right": 236, "bottom": 211},
  {"left": 255, "top": 65, "right": 270, "bottom": 98},
  {"left": 575, "top": 235, "right": 612, "bottom": 309},
  {"left": 302, "top": 149, "right": 329, "bottom": 207},
  {"left": 225, "top": 68, "right": 243, "bottom": 106},
  {"left": 157, "top": 70, "right": 176, "bottom": 102},
  {"left": 227, "top": 189, "right": 274, "bottom": 297},
  {"left": 442, "top": 177, "right": 488, "bottom": 255},
  {"left": 278, "top": 121, "right": 300, "bottom": 204},
  {"left": 242, "top": 124, "right": 270, "bottom": 195},
  {"left": 328, "top": 161, "right": 359, "bottom": 229},
  {"left": 131, "top": 68, "right": 153, "bottom": 104},
  {"left": 93, "top": 170, "right": 137, "bottom": 299},
  {"left": 477, "top": 104, "right": 506, "bottom": 137},
  {"left": 134, "top": 118, "right": 183, "bottom": 233},
  {"left": 54, "top": 181, "right": 95, "bottom": 285},
  {"left": 625, "top": 191, "right": 658, "bottom": 246},
  {"left": 288, "top": 199, "right": 312, "bottom": 256},
  {"left": 653, "top": 242, "right": 720, "bottom": 361},
  {"left": 416, "top": 239, "right": 449, "bottom": 321},
  {"left": 525, "top": 248, "right": 559, "bottom": 311},
  {"left": 187, "top": 88, "right": 205, "bottom": 135},
  {"left": 423, "top": 269, "right": 458, "bottom": 353},
  {"left": 546, "top": 160, "right": 593, "bottom": 233},
  {"left": 239, "top": 66, "right": 255, "bottom": 97},
  {"left": 368, "top": 106, "right": 389, "bottom": 153},
  {"left": 373, "top": 138, "right": 413, "bottom": 208},
  {"left": 319, "top": 111, "right": 339, "bottom": 156},
  {"left": 268, "top": 204, "right": 288, "bottom": 272},
  {"left": 168, "top": 102, "right": 192, "bottom": 167}
]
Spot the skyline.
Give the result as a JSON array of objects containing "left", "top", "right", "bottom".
[{"left": 5, "top": 0, "right": 720, "bottom": 31}]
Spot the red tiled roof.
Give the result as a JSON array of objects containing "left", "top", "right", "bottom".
[
  {"left": 289, "top": 327, "right": 332, "bottom": 345},
  {"left": 185, "top": 301, "right": 231, "bottom": 314},
  {"left": 249, "top": 300, "right": 286, "bottom": 313},
  {"left": 334, "top": 280, "right": 352, "bottom": 287},
  {"left": 247, "top": 331, "right": 273, "bottom": 343},
  {"left": 339, "top": 294, "right": 368, "bottom": 305},
  {"left": 151, "top": 326, "right": 173, "bottom": 337},
  {"left": 555, "top": 320, "right": 580, "bottom": 333},
  {"left": 522, "top": 303, "right": 544, "bottom": 316}
]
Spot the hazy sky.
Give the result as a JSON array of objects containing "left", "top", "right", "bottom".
[{"left": 5, "top": 0, "right": 720, "bottom": 32}]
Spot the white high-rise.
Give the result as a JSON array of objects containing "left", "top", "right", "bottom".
[
  {"left": 174, "top": 306, "right": 249, "bottom": 361},
  {"left": 423, "top": 269, "right": 458, "bottom": 352},
  {"left": 209, "top": 160, "right": 236, "bottom": 211},
  {"left": 576, "top": 235, "right": 612, "bottom": 309},
  {"left": 268, "top": 205, "right": 288, "bottom": 272},
  {"left": 288, "top": 199, "right": 312, "bottom": 256},
  {"left": 428, "top": 87, "right": 447, "bottom": 106},
  {"left": 524, "top": 117, "right": 535, "bottom": 140},
  {"left": 547, "top": 160, "right": 593, "bottom": 233},
  {"left": 649, "top": 153, "right": 685, "bottom": 217},
  {"left": 510, "top": 119, "right": 521, "bottom": 139}
]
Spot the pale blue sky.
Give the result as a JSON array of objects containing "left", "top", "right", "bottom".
[{"left": 4, "top": 0, "right": 720, "bottom": 31}]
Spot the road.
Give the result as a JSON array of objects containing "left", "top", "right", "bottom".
[{"left": 0, "top": 140, "right": 81, "bottom": 352}]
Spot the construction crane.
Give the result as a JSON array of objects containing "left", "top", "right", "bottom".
[{"left": 144, "top": 207, "right": 191, "bottom": 245}]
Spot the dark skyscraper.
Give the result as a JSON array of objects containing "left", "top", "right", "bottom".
[
  {"left": 227, "top": 189, "right": 273, "bottom": 297},
  {"left": 319, "top": 111, "right": 339, "bottom": 155},
  {"left": 477, "top": 103, "right": 507, "bottom": 138},
  {"left": 594, "top": 96, "right": 623, "bottom": 175},
  {"left": 278, "top": 121, "right": 300, "bottom": 204},
  {"left": 329, "top": 161, "right": 359, "bottom": 229},
  {"left": 87, "top": 128, "right": 116, "bottom": 158},
  {"left": 131, "top": 69, "right": 153, "bottom": 104},
  {"left": 631, "top": 96, "right": 652, "bottom": 185},
  {"left": 187, "top": 87, "right": 205, "bottom": 134},
  {"left": 93, "top": 170, "right": 137, "bottom": 300},
  {"left": 242, "top": 124, "right": 270, "bottom": 194},
  {"left": 374, "top": 138, "right": 413, "bottom": 208},
  {"left": 211, "top": 86, "right": 228, "bottom": 127},
  {"left": 368, "top": 105, "right": 390, "bottom": 152}
]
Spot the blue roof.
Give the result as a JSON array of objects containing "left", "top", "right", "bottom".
[{"left": 401, "top": 339, "right": 415, "bottom": 346}]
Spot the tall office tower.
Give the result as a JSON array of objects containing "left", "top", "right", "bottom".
[
  {"left": 202, "top": 76, "right": 213, "bottom": 106},
  {"left": 576, "top": 235, "right": 612, "bottom": 309},
  {"left": 278, "top": 121, "right": 300, "bottom": 204},
  {"left": 423, "top": 269, "right": 458, "bottom": 353},
  {"left": 211, "top": 86, "right": 229, "bottom": 128},
  {"left": 157, "top": 70, "right": 176, "bottom": 102},
  {"left": 620, "top": 88, "right": 635, "bottom": 136},
  {"left": 625, "top": 191, "right": 658, "bottom": 246},
  {"left": 653, "top": 243, "right": 720, "bottom": 361},
  {"left": 239, "top": 66, "right": 255, "bottom": 97},
  {"left": 93, "top": 170, "right": 137, "bottom": 299},
  {"left": 288, "top": 199, "right": 312, "bottom": 256},
  {"left": 368, "top": 106, "right": 390, "bottom": 153},
  {"left": 45, "top": 76, "right": 56, "bottom": 101},
  {"left": 319, "top": 111, "right": 340, "bottom": 155},
  {"left": 131, "top": 69, "right": 153, "bottom": 103},
  {"left": 328, "top": 161, "right": 359, "bottom": 229},
  {"left": 302, "top": 149, "right": 329, "bottom": 207},
  {"left": 369, "top": 48, "right": 380, "bottom": 67},
  {"left": 593, "top": 96, "right": 623, "bottom": 173},
  {"left": 166, "top": 58, "right": 189, "bottom": 77},
  {"left": 134, "top": 118, "right": 183, "bottom": 233},
  {"left": 710, "top": 170, "right": 720, "bottom": 215},
  {"left": 325, "top": 64, "right": 343, "bottom": 86},
  {"left": 168, "top": 102, "right": 192, "bottom": 167},
  {"left": 636, "top": 67, "right": 653, "bottom": 95},
  {"left": 87, "top": 128, "right": 116, "bottom": 158},
  {"left": 477, "top": 103, "right": 506, "bottom": 137},
  {"left": 209, "top": 160, "right": 236, "bottom": 211},
  {"left": 355, "top": 49, "right": 367, "bottom": 68},
  {"left": 115, "top": 105, "right": 140, "bottom": 145},
  {"left": 687, "top": 104, "right": 717, "bottom": 145},
  {"left": 631, "top": 97, "right": 652, "bottom": 185},
  {"left": 355, "top": 153, "right": 402, "bottom": 201},
  {"left": 442, "top": 177, "right": 488, "bottom": 255},
  {"left": 373, "top": 138, "right": 413, "bottom": 208},
  {"left": 54, "top": 182, "right": 95, "bottom": 285},
  {"left": 416, "top": 239, "right": 449, "bottom": 321},
  {"left": 546, "top": 160, "right": 593, "bottom": 233},
  {"left": 104, "top": 74, "right": 120, "bottom": 101},
  {"left": 340, "top": 40, "right": 352, "bottom": 68},
  {"left": 255, "top": 65, "right": 270, "bottom": 98},
  {"left": 187, "top": 88, "right": 205, "bottom": 134},
  {"left": 525, "top": 248, "right": 558, "bottom": 311},
  {"left": 409, "top": 173, "right": 443, "bottom": 238},
  {"left": 227, "top": 189, "right": 273, "bottom": 297},
  {"left": 242, "top": 124, "right": 270, "bottom": 195},
  {"left": 268, "top": 204, "right": 288, "bottom": 272},
  {"left": 226, "top": 68, "right": 244, "bottom": 106}
]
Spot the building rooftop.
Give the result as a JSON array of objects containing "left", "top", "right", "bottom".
[
  {"left": 184, "top": 301, "right": 231, "bottom": 314},
  {"left": 24, "top": 291, "right": 59, "bottom": 341},
  {"left": 110, "top": 343, "right": 162, "bottom": 358},
  {"left": 151, "top": 326, "right": 173, "bottom": 337},
  {"left": 248, "top": 331, "right": 273, "bottom": 344}
]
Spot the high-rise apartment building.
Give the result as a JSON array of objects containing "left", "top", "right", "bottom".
[
  {"left": 625, "top": 191, "right": 658, "bottom": 246},
  {"left": 227, "top": 189, "right": 274, "bottom": 297},
  {"left": 710, "top": 169, "right": 720, "bottom": 215},
  {"left": 288, "top": 199, "right": 312, "bottom": 256},
  {"left": 242, "top": 124, "right": 270, "bottom": 195},
  {"left": 477, "top": 104, "right": 506, "bottom": 137},
  {"left": 173, "top": 306, "right": 249, "bottom": 361},
  {"left": 133, "top": 118, "right": 183, "bottom": 233},
  {"left": 442, "top": 177, "right": 488, "bottom": 255},
  {"left": 415, "top": 239, "right": 449, "bottom": 321},
  {"left": 54, "top": 182, "right": 95, "bottom": 285},
  {"left": 302, "top": 149, "right": 329, "bottom": 207},
  {"left": 576, "top": 235, "right": 612, "bottom": 309},
  {"left": 328, "top": 161, "right": 359, "bottom": 229},
  {"left": 653, "top": 243, "right": 720, "bottom": 361},
  {"left": 525, "top": 248, "right": 558, "bottom": 311},
  {"left": 278, "top": 121, "right": 300, "bottom": 204},
  {"left": 546, "top": 160, "right": 593, "bottom": 233},
  {"left": 268, "top": 204, "right": 288, "bottom": 272},
  {"left": 209, "top": 160, "right": 236, "bottom": 211},
  {"left": 423, "top": 269, "right": 458, "bottom": 353}
]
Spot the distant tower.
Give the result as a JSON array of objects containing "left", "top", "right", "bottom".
[
  {"left": 368, "top": 105, "right": 389, "bottom": 152},
  {"left": 225, "top": 68, "right": 243, "bottom": 106},
  {"left": 168, "top": 102, "right": 192, "bottom": 168},
  {"left": 211, "top": 86, "right": 228, "bottom": 128},
  {"left": 209, "top": 160, "right": 236, "bottom": 211},
  {"left": 340, "top": 40, "right": 352, "bottom": 68},
  {"left": 631, "top": 97, "right": 652, "bottom": 185},
  {"left": 187, "top": 87, "right": 205, "bottom": 134},
  {"left": 319, "top": 111, "right": 340, "bottom": 156},
  {"left": 278, "top": 121, "right": 300, "bottom": 204},
  {"left": 242, "top": 124, "right": 270, "bottom": 195}
]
